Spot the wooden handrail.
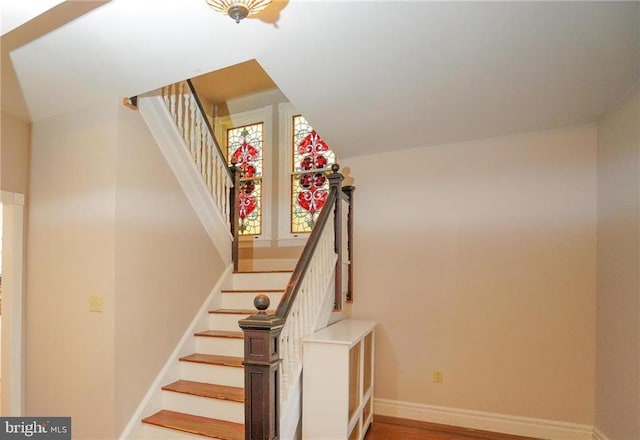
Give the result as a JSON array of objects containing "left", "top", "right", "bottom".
[
  {"left": 229, "top": 162, "right": 240, "bottom": 272},
  {"left": 185, "top": 79, "right": 233, "bottom": 182}
]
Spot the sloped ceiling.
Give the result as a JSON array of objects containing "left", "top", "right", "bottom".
[
  {"left": 2, "top": 0, "right": 639, "bottom": 158},
  {"left": 0, "top": 0, "right": 65, "bottom": 36},
  {"left": 191, "top": 59, "right": 277, "bottom": 106}
]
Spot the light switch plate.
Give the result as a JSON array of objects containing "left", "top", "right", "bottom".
[{"left": 89, "top": 295, "right": 103, "bottom": 312}]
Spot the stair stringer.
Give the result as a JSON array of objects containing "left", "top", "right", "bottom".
[
  {"left": 137, "top": 92, "right": 232, "bottom": 265},
  {"left": 119, "top": 264, "right": 234, "bottom": 440},
  {"left": 279, "top": 266, "right": 343, "bottom": 440}
]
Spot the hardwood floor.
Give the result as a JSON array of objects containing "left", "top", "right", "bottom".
[{"left": 365, "top": 416, "right": 542, "bottom": 440}]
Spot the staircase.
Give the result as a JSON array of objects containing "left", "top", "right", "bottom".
[
  {"left": 134, "top": 81, "right": 354, "bottom": 440},
  {"left": 140, "top": 270, "right": 291, "bottom": 439}
]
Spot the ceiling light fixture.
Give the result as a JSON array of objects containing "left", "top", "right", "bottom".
[{"left": 206, "top": 0, "right": 272, "bottom": 23}]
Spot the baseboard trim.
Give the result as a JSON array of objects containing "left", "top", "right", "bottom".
[
  {"left": 592, "top": 427, "right": 611, "bottom": 440},
  {"left": 374, "top": 398, "right": 594, "bottom": 440}
]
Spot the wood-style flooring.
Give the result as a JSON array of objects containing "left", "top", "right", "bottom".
[{"left": 365, "top": 416, "right": 542, "bottom": 440}]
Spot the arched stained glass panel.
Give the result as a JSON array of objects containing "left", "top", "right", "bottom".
[{"left": 291, "top": 115, "right": 336, "bottom": 233}]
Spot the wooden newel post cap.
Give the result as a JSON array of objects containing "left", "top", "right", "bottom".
[
  {"left": 254, "top": 294, "right": 270, "bottom": 314},
  {"left": 328, "top": 163, "right": 344, "bottom": 188}
]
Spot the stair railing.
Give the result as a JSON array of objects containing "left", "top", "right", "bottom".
[
  {"left": 239, "top": 164, "right": 355, "bottom": 440},
  {"left": 161, "top": 80, "right": 238, "bottom": 267}
]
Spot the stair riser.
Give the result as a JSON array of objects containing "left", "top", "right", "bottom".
[
  {"left": 161, "top": 391, "right": 244, "bottom": 424},
  {"left": 143, "top": 424, "right": 204, "bottom": 439},
  {"left": 208, "top": 313, "right": 251, "bottom": 331},
  {"left": 195, "top": 337, "right": 244, "bottom": 357},
  {"left": 179, "top": 362, "right": 244, "bottom": 388},
  {"left": 221, "top": 292, "right": 283, "bottom": 310},
  {"left": 232, "top": 272, "right": 291, "bottom": 290}
]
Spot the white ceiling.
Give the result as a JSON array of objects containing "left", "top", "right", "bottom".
[
  {"left": 2, "top": 0, "right": 639, "bottom": 158},
  {"left": 0, "top": 0, "right": 64, "bottom": 36}
]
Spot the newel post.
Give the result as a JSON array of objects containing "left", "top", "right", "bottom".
[
  {"left": 342, "top": 185, "right": 355, "bottom": 302},
  {"left": 230, "top": 161, "right": 240, "bottom": 272},
  {"left": 327, "top": 164, "right": 344, "bottom": 310},
  {"left": 239, "top": 295, "right": 283, "bottom": 440}
]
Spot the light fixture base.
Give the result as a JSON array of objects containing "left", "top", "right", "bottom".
[
  {"left": 228, "top": 5, "right": 249, "bottom": 23},
  {"left": 206, "top": 0, "right": 271, "bottom": 23}
]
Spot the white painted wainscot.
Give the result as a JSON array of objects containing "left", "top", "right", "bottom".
[{"left": 301, "top": 319, "right": 376, "bottom": 440}]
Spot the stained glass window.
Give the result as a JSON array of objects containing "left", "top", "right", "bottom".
[
  {"left": 227, "top": 123, "right": 263, "bottom": 235},
  {"left": 291, "top": 115, "right": 336, "bottom": 233}
]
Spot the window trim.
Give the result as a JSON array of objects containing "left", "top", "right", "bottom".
[{"left": 277, "top": 102, "right": 309, "bottom": 246}]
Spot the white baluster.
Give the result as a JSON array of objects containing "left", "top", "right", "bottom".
[
  {"left": 189, "top": 95, "right": 197, "bottom": 159},
  {"left": 222, "top": 164, "right": 229, "bottom": 217},
  {"left": 199, "top": 127, "right": 205, "bottom": 170},
  {"left": 177, "top": 83, "right": 186, "bottom": 139},
  {"left": 217, "top": 163, "right": 223, "bottom": 204},
  {"left": 162, "top": 86, "right": 169, "bottom": 107},
  {"left": 205, "top": 134, "right": 212, "bottom": 188},
  {"left": 169, "top": 83, "right": 177, "bottom": 123},
  {"left": 211, "top": 153, "right": 218, "bottom": 204},
  {"left": 195, "top": 115, "right": 202, "bottom": 160},
  {"left": 196, "top": 131, "right": 202, "bottom": 174}
]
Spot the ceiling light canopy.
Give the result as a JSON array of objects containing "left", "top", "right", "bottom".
[{"left": 206, "top": 0, "right": 272, "bottom": 23}]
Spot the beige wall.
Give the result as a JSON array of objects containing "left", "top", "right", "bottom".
[
  {"left": 1, "top": 111, "right": 31, "bottom": 194},
  {"left": 27, "top": 98, "right": 227, "bottom": 438},
  {"left": 596, "top": 84, "right": 640, "bottom": 440},
  {"left": 113, "top": 104, "right": 225, "bottom": 433},
  {"left": 344, "top": 125, "right": 597, "bottom": 424},
  {"left": 27, "top": 99, "right": 118, "bottom": 437}
]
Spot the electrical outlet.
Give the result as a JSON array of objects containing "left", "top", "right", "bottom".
[
  {"left": 89, "top": 295, "right": 103, "bottom": 312},
  {"left": 433, "top": 370, "right": 444, "bottom": 383}
]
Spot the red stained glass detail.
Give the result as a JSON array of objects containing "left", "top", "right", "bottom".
[
  {"left": 291, "top": 116, "right": 336, "bottom": 232},
  {"left": 232, "top": 140, "right": 259, "bottom": 178},
  {"left": 231, "top": 138, "right": 260, "bottom": 222},
  {"left": 298, "top": 131, "right": 330, "bottom": 169},
  {"left": 297, "top": 172, "right": 328, "bottom": 217},
  {"left": 296, "top": 130, "right": 331, "bottom": 220},
  {"left": 238, "top": 185, "right": 257, "bottom": 221}
]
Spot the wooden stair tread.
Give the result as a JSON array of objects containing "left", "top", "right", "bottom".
[
  {"left": 162, "top": 380, "right": 244, "bottom": 402},
  {"left": 195, "top": 330, "right": 243, "bottom": 339},
  {"left": 221, "top": 289, "right": 284, "bottom": 293},
  {"left": 209, "top": 308, "right": 275, "bottom": 315},
  {"left": 142, "top": 410, "right": 244, "bottom": 440},
  {"left": 179, "top": 353, "right": 243, "bottom": 368}
]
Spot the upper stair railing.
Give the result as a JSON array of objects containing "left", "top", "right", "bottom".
[
  {"left": 161, "top": 80, "right": 237, "bottom": 251},
  {"left": 239, "top": 164, "right": 355, "bottom": 440}
]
